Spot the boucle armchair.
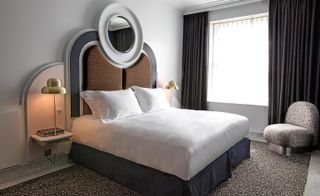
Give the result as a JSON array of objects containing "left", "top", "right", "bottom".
[{"left": 264, "top": 101, "right": 319, "bottom": 156}]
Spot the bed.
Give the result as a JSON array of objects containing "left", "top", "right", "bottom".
[{"left": 67, "top": 31, "right": 250, "bottom": 196}]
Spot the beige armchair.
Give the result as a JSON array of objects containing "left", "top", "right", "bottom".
[{"left": 264, "top": 101, "right": 319, "bottom": 156}]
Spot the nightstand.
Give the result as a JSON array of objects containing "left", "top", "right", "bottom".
[
  {"left": 30, "top": 132, "right": 73, "bottom": 147},
  {"left": 30, "top": 132, "right": 73, "bottom": 164}
]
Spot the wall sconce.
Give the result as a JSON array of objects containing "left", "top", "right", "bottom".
[{"left": 165, "top": 80, "right": 179, "bottom": 106}]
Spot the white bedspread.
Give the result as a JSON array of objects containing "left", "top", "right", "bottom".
[{"left": 71, "top": 108, "right": 249, "bottom": 180}]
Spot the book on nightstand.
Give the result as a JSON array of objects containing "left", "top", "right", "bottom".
[{"left": 36, "top": 128, "right": 65, "bottom": 137}]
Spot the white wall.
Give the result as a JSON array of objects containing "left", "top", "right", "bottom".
[
  {"left": 208, "top": 1, "right": 269, "bottom": 133},
  {"left": 0, "top": 0, "right": 183, "bottom": 169},
  {"left": 0, "top": 0, "right": 183, "bottom": 107},
  {"left": 208, "top": 102, "right": 268, "bottom": 133},
  {"left": 0, "top": 107, "right": 24, "bottom": 170}
]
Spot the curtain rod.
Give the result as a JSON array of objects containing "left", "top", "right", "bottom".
[{"left": 211, "top": 12, "right": 268, "bottom": 24}]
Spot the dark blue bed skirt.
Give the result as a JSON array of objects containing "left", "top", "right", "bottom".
[{"left": 70, "top": 138, "right": 250, "bottom": 196}]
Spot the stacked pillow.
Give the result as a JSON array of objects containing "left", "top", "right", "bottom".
[
  {"left": 131, "top": 86, "right": 170, "bottom": 112},
  {"left": 80, "top": 86, "right": 170, "bottom": 122}
]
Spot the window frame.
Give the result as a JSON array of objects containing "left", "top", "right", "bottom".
[{"left": 207, "top": 13, "right": 269, "bottom": 107}]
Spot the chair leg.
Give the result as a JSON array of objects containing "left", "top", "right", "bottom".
[
  {"left": 286, "top": 147, "right": 292, "bottom": 156},
  {"left": 268, "top": 143, "right": 286, "bottom": 155}
]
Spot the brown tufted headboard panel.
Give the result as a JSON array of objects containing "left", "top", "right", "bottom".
[
  {"left": 123, "top": 54, "right": 152, "bottom": 89},
  {"left": 83, "top": 46, "right": 123, "bottom": 91},
  {"left": 82, "top": 45, "right": 153, "bottom": 114}
]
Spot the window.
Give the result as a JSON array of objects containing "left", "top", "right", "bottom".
[{"left": 207, "top": 14, "right": 268, "bottom": 106}]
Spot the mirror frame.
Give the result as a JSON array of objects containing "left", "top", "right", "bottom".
[{"left": 98, "top": 3, "right": 143, "bottom": 68}]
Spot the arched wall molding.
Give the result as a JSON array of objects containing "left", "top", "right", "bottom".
[{"left": 19, "top": 62, "right": 64, "bottom": 161}]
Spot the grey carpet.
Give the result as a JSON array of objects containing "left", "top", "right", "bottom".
[{"left": 0, "top": 141, "right": 310, "bottom": 196}]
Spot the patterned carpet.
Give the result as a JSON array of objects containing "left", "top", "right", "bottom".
[{"left": 0, "top": 141, "right": 310, "bottom": 196}]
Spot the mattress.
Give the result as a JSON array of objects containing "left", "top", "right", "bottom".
[{"left": 71, "top": 108, "right": 249, "bottom": 180}]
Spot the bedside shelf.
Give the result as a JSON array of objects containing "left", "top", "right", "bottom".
[{"left": 30, "top": 132, "right": 73, "bottom": 147}]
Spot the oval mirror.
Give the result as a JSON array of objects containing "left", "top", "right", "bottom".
[
  {"left": 107, "top": 16, "right": 135, "bottom": 53},
  {"left": 98, "top": 3, "right": 143, "bottom": 68}
]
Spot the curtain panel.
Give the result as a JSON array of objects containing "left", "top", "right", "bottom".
[
  {"left": 181, "top": 12, "right": 208, "bottom": 110},
  {"left": 269, "top": 0, "right": 320, "bottom": 124}
]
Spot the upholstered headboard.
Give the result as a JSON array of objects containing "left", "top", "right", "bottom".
[{"left": 67, "top": 30, "right": 157, "bottom": 117}]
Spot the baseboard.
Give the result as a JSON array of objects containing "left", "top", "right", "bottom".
[
  {"left": 248, "top": 131, "right": 266, "bottom": 143},
  {"left": 0, "top": 154, "right": 73, "bottom": 190},
  {"left": 304, "top": 150, "right": 320, "bottom": 196}
]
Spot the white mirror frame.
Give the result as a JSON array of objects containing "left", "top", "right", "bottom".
[{"left": 98, "top": 3, "right": 143, "bottom": 68}]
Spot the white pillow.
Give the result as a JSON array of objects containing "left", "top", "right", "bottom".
[
  {"left": 80, "top": 89, "right": 142, "bottom": 122},
  {"left": 132, "top": 86, "right": 170, "bottom": 112},
  {"left": 80, "top": 90, "right": 100, "bottom": 119}
]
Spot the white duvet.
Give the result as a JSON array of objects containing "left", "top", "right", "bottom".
[{"left": 71, "top": 108, "right": 249, "bottom": 180}]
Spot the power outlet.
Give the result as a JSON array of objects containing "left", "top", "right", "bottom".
[
  {"left": 44, "top": 149, "right": 52, "bottom": 156},
  {"left": 56, "top": 107, "right": 64, "bottom": 114}
]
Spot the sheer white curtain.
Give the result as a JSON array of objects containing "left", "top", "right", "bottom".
[{"left": 207, "top": 15, "right": 268, "bottom": 106}]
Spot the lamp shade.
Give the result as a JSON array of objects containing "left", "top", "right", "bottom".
[
  {"left": 165, "top": 80, "right": 179, "bottom": 90},
  {"left": 41, "top": 78, "right": 66, "bottom": 94}
]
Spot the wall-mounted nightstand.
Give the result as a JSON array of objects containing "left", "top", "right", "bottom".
[
  {"left": 30, "top": 132, "right": 73, "bottom": 164},
  {"left": 30, "top": 132, "right": 73, "bottom": 147}
]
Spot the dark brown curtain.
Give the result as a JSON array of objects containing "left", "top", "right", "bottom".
[
  {"left": 181, "top": 12, "right": 208, "bottom": 110},
  {"left": 269, "top": 0, "right": 320, "bottom": 124}
]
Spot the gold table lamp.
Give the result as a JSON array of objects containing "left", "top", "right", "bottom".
[
  {"left": 41, "top": 78, "right": 66, "bottom": 136},
  {"left": 165, "top": 80, "right": 179, "bottom": 106}
]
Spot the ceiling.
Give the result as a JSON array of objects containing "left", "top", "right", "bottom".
[
  {"left": 164, "top": 0, "right": 221, "bottom": 10},
  {"left": 161, "top": 0, "right": 262, "bottom": 14}
]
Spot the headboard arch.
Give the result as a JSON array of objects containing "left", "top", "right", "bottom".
[{"left": 66, "top": 29, "right": 157, "bottom": 122}]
